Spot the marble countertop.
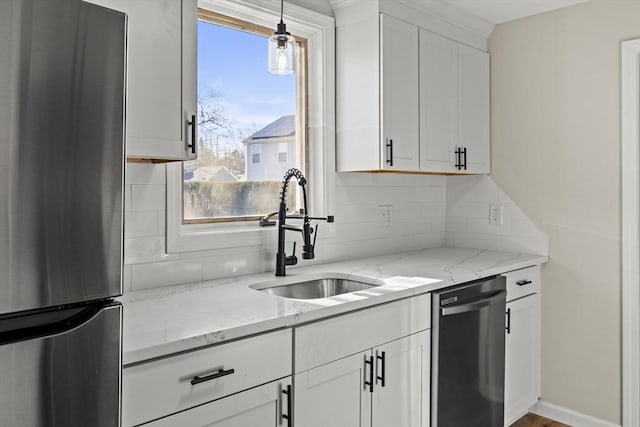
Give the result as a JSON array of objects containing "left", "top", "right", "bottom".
[{"left": 120, "top": 247, "right": 547, "bottom": 365}]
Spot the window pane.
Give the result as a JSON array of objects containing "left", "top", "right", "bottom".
[{"left": 183, "top": 18, "right": 303, "bottom": 222}]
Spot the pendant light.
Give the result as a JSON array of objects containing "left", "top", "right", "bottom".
[{"left": 268, "top": 0, "right": 296, "bottom": 75}]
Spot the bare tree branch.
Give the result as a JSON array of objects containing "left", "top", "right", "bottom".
[{"left": 197, "top": 88, "right": 231, "bottom": 130}]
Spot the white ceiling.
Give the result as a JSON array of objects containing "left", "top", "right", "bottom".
[{"left": 439, "top": 0, "right": 589, "bottom": 24}]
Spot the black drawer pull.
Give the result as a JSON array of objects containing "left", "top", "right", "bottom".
[
  {"left": 516, "top": 280, "right": 532, "bottom": 286},
  {"left": 190, "top": 367, "right": 235, "bottom": 385}
]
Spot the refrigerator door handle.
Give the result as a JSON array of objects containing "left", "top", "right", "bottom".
[{"left": 0, "top": 303, "right": 105, "bottom": 345}]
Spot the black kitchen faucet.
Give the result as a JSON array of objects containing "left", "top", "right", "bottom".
[{"left": 259, "top": 168, "right": 333, "bottom": 276}]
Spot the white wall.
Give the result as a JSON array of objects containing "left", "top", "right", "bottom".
[
  {"left": 488, "top": 0, "right": 640, "bottom": 423},
  {"left": 123, "top": 163, "right": 446, "bottom": 291}
]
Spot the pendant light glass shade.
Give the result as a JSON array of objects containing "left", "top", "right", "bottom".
[{"left": 268, "top": 0, "right": 296, "bottom": 75}]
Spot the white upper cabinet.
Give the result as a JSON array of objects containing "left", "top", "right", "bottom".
[
  {"left": 419, "top": 29, "right": 490, "bottom": 173},
  {"left": 335, "top": 0, "right": 491, "bottom": 174},
  {"left": 458, "top": 43, "right": 490, "bottom": 173},
  {"left": 380, "top": 14, "right": 419, "bottom": 171},
  {"left": 419, "top": 29, "right": 458, "bottom": 173},
  {"left": 336, "top": 10, "right": 419, "bottom": 172},
  {"left": 84, "top": 0, "right": 197, "bottom": 161}
]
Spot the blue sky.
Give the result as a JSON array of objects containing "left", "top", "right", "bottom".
[{"left": 198, "top": 20, "right": 296, "bottom": 149}]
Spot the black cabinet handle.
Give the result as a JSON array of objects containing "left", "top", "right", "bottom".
[
  {"left": 375, "top": 350, "right": 386, "bottom": 387},
  {"left": 190, "top": 367, "right": 235, "bottom": 385},
  {"left": 516, "top": 280, "right": 532, "bottom": 286},
  {"left": 454, "top": 147, "right": 468, "bottom": 170},
  {"left": 281, "top": 384, "right": 292, "bottom": 426},
  {"left": 386, "top": 139, "right": 393, "bottom": 167},
  {"left": 364, "top": 354, "right": 374, "bottom": 393},
  {"left": 506, "top": 308, "right": 512, "bottom": 334},
  {"left": 455, "top": 147, "right": 463, "bottom": 170},
  {"left": 187, "top": 114, "right": 196, "bottom": 154},
  {"left": 462, "top": 146, "right": 467, "bottom": 170}
]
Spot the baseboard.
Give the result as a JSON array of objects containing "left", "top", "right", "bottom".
[{"left": 531, "top": 400, "right": 621, "bottom": 427}]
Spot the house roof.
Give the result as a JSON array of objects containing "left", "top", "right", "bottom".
[
  {"left": 186, "top": 165, "right": 238, "bottom": 182},
  {"left": 246, "top": 115, "right": 295, "bottom": 140}
]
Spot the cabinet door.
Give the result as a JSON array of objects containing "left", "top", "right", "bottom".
[
  {"left": 380, "top": 14, "right": 419, "bottom": 171},
  {"left": 295, "top": 351, "right": 372, "bottom": 427},
  {"left": 145, "top": 377, "right": 292, "bottom": 427},
  {"left": 505, "top": 294, "right": 541, "bottom": 425},
  {"left": 419, "top": 29, "right": 458, "bottom": 173},
  {"left": 372, "top": 331, "right": 430, "bottom": 427},
  {"left": 458, "top": 43, "right": 490, "bottom": 173},
  {"left": 84, "top": 0, "right": 197, "bottom": 160}
]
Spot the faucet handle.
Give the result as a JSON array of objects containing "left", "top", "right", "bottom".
[
  {"left": 307, "top": 215, "right": 335, "bottom": 223},
  {"left": 285, "top": 242, "right": 298, "bottom": 266},
  {"left": 302, "top": 225, "right": 318, "bottom": 260}
]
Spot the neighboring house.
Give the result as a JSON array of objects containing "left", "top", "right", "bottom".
[
  {"left": 242, "top": 115, "right": 297, "bottom": 181},
  {"left": 184, "top": 162, "right": 237, "bottom": 182}
]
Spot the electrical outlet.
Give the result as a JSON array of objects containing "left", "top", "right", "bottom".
[
  {"left": 378, "top": 204, "right": 392, "bottom": 227},
  {"left": 489, "top": 204, "right": 504, "bottom": 226}
]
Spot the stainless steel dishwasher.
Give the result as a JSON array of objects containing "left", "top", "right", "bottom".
[{"left": 431, "top": 276, "right": 506, "bottom": 427}]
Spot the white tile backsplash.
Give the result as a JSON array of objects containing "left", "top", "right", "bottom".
[
  {"left": 126, "top": 162, "right": 166, "bottom": 185},
  {"left": 130, "top": 259, "right": 203, "bottom": 291},
  {"left": 122, "top": 264, "right": 132, "bottom": 293},
  {"left": 123, "top": 164, "right": 545, "bottom": 292},
  {"left": 444, "top": 175, "right": 548, "bottom": 255},
  {"left": 125, "top": 211, "right": 158, "bottom": 238},
  {"left": 131, "top": 184, "right": 165, "bottom": 211}
]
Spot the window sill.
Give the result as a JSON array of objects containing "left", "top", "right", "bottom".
[{"left": 167, "top": 164, "right": 280, "bottom": 252}]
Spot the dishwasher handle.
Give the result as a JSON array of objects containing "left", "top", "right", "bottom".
[{"left": 441, "top": 290, "right": 506, "bottom": 316}]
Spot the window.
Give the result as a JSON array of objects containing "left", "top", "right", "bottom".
[
  {"left": 182, "top": 11, "right": 307, "bottom": 223},
  {"left": 166, "top": 0, "right": 334, "bottom": 253}
]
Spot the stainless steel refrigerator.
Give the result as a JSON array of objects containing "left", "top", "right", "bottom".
[{"left": 0, "top": 0, "right": 126, "bottom": 425}]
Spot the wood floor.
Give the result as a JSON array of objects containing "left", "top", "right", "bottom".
[{"left": 511, "top": 413, "right": 571, "bottom": 427}]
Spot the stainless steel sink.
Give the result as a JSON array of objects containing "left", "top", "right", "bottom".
[{"left": 257, "top": 278, "right": 376, "bottom": 299}]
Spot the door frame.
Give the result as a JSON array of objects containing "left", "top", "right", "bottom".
[{"left": 622, "top": 38, "right": 640, "bottom": 427}]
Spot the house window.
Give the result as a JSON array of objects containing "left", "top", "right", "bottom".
[
  {"left": 165, "top": 0, "right": 333, "bottom": 254},
  {"left": 182, "top": 11, "right": 307, "bottom": 223}
]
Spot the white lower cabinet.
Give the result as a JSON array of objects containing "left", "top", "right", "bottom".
[
  {"left": 294, "top": 295, "right": 431, "bottom": 427},
  {"left": 503, "top": 266, "right": 542, "bottom": 426},
  {"left": 145, "top": 377, "right": 292, "bottom": 427},
  {"left": 122, "top": 329, "right": 292, "bottom": 426},
  {"left": 372, "top": 331, "right": 430, "bottom": 427},
  {"left": 295, "top": 350, "right": 371, "bottom": 427},
  {"left": 295, "top": 331, "right": 430, "bottom": 427}
]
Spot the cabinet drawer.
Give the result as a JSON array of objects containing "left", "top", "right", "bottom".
[
  {"left": 144, "top": 378, "right": 291, "bottom": 427},
  {"left": 503, "top": 265, "right": 541, "bottom": 301},
  {"left": 123, "top": 329, "right": 292, "bottom": 426},
  {"left": 295, "top": 294, "right": 430, "bottom": 373}
]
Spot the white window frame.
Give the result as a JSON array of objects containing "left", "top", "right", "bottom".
[{"left": 166, "top": 0, "right": 335, "bottom": 253}]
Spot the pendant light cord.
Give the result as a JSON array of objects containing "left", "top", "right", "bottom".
[{"left": 280, "top": 0, "right": 284, "bottom": 23}]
